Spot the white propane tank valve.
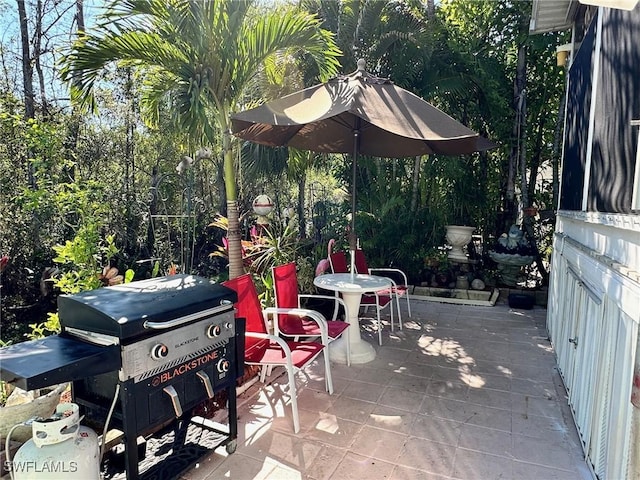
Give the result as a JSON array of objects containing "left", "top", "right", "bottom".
[{"left": 11, "top": 403, "right": 100, "bottom": 479}]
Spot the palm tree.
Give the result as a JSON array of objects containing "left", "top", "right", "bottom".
[
  {"left": 303, "top": 0, "right": 433, "bottom": 84},
  {"left": 61, "top": 0, "right": 341, "bottom": 279}
]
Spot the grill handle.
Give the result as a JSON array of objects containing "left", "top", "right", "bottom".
[
  {"left": 196, "top": 371, "right": 214, "bottom": 398},
  {"left": 162, "top": 385, "right": 183, "bottom": 417},
  {"left": 143, "top": 302, "right": 233, "bottom": 330}
]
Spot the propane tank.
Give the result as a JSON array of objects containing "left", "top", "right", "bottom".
[{"left": 11, "top": 403, "right": 100, "bottom": 479}]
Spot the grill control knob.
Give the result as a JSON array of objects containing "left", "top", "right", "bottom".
[
  {"left": 206, "top": 324, "right": 222, "bottom": 338},
  {"left": 151, "top": 343, "right": 169, "bottom": 360},
  {"left": 224, "top": 322, "right": 233, "bottom": 330},
  {"left": 217, "top": 359, "right": 230, "bottom": 373}
]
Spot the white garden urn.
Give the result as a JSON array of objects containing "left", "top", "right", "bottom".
[{"left": 445, "top": 225, "right": 475, "bottom": 262}]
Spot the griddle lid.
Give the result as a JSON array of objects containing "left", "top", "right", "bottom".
[{"left": 58, "top": 274, "right": 237, "bottom": 340}]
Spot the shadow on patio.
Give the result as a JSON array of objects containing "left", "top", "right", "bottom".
[{"left": 180, "top": 300, "right": 592, "bottom": 480}]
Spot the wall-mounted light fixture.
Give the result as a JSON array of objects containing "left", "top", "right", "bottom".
[
  {"left": 556, "top": 43, "right": 574, "bottom": 67},
  {"left": 578, "top": 0, "right": 639, "bottom": 10}
]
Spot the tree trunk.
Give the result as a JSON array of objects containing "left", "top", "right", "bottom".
[
  {"left": 425, "top": 0, "right": 435, "bottom": 19},
  {"left": 146, "top": 166, "right": 159, "bottom": 257},
  {"left": 217, "top": 159, "right": 227, "bottom": 216},
  {"left": 223, "top": 130, "right": 244, "bottom": 279},
  {"left": 297, "top": 173, "right": 306, "bottom": 239},
  {"left": 17, "top": 0, "right": 34, "bottom": 121},
  {"left": 124, "top": 68, "right": 136, "bottom": 253},
  {"left": 76, "top": 0, "right": 85, "bottom": 32},
  {"left": 528, "top": 110, "right": 547, "bottom": 204},
  {"left": 17, "top": 0, "right": 35, "bottom": 189},
  {"left": 519, "top": 94, "right": 528, "bottom": 209},
  {"left": 521, "top": 93, "right": 550, "bottom": 286},
  {"left": 502, "top": 43, "right": 527, "bottom": 234},
  {"left": 62, "top": 0, "right": 85, "bottom": 183},
  {"left": 34, "top": 0, "right": 48, "bottom": 117},
  {"left": 477, "top": 149, "right": 490, "bottom": 232},
  {"left": 410, "top": 155, "right": 421, "bottom": 214},
  {"left": 226, "top": 200, "right": 244, "bottom": 279}
]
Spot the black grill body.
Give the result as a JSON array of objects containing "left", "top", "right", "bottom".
[{"left": 0, "top": 274, "right": 243, "bottom": 480}]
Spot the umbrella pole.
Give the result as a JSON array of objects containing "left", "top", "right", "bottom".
[{"left": 349, "top": 130, "right": 359, "bottom": 280}]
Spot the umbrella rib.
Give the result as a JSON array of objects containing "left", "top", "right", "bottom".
[
  {"left": 279, "top": 124, "right": 306, "bottom": 147},
  {"left": 328, "top": 115, "right": 358, "bottom": 132}
]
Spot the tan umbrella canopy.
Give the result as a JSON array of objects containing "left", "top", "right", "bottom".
[{"left": 231, "top": 59, "right": 495, "bottom": 269}]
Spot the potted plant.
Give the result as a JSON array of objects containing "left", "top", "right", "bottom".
[{"left": 421, "top": 249, "right": 453, "bottom": 287}]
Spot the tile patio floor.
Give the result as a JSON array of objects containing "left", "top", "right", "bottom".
[{"left": 183, "top": 300, "right": 593, "bottom": 480}]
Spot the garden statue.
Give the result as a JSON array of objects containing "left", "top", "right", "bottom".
[
  {"left": 498, "top": 224, "right": 526, "bottom": 250},
  {"left": 489, "top": 225, "right": 536, "bottom": 286}
]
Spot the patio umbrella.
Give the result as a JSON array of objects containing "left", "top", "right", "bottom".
[{"left": 231, "top": 59, "right": 495, "bottom": 274}]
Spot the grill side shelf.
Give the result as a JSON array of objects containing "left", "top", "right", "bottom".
[{"left": 0, "top": 335, "right": 121, "bottom": 391}]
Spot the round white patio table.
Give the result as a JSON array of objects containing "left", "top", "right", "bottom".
[{"left": 313, "top": 273, "right": 392, "bottom": 364}]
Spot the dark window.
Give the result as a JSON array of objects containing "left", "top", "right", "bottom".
[
  {"left": 561, "top": 8, "right": 640, "bottom": 213},
  {"left": 560, "top": 15, "right": 596, "bottom": 211},
  {"left": 587, "top": 8, "right": 640, "bottom": 213}
]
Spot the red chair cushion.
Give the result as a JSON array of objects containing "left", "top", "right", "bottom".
[
  {"left": 361, "top": 292, "right": 393, "bottom": 307},
  {"left": 256, "top": 341, "right": 324, "bottom": 369},
  {"left": 354, "top": 249, "right": 368, "bottom": 274},
  {"left": 244, "top": 337, "right": 271, "bottom": 363},
  {"left": 223, "top": 274, "right": 269, "bottom": 361},
  {"left": 328, "top": 252, "right": 349, "bottom": 273},
  {"left": 296, "top": 317, "right": 349, "bottom": 339},
  {"left": 393, "top": 285, "right": 408, "bottom": 296},
  {"left": 273, "top": 262, "right": 305, "bottom": 333},
  {"left": 274, "top": 262, "right": 349, "bottom": 340}
]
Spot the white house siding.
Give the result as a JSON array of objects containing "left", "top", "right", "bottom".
[
  {"left": 530, "top": 1, "right": 640, "bottom": 478},
  {"left": 547, "top": 211, "right": 640, "bottom": 479}
]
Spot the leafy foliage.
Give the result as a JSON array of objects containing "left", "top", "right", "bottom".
[
  {"left": 61, "top": 0, "right": 342, "bottom": 279},
  {"left": 0, "top": 0, "right": 564, "bottom": 345}
]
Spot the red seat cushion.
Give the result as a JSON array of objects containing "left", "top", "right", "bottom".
[
  {"left": 296, "top": 318, "right": 349, "bottom": 339},
  {"left": 361, "top": 293, "right": 393, "bottom": 307},
  {"left": 253, "top": 341, "right": 324, "bottom": 369},
  {"left": 274, "top": 262, "right": 349, "bottom": 340},
  {"left": 224, "top": 274, "right": 327, "bottom": 371},
  {"left": 393, "top": 285, "right": 408, "bottom": 296},
  {"left": 244, "top": 337, "right": 271, "bottom": 363},
  {"left": 326, "top": 320, "right": 349, "bottom": 338}
]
